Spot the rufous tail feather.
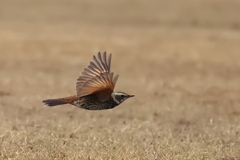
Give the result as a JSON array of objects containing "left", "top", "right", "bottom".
[
  {"left": 43, "top": 95, "right": 76, "bottom": 107},
  {"left": 42, "top": 98, "right": 67, "bottom": 107}
]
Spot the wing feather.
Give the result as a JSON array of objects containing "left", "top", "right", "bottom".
[
  {"left": 93, "top": 56, "right": 103, "bottom": 71},
  {"left": 100, "top": 52, "right": 108, "bottom": 71},
  {"left": 82, "top": 68, "right": 97, "bottom": 76},
  {"left": 76, "top": 52, "right": 118, "bottom": 100},
  {"left": 107, "top": 53, "right": 111, "bottom": 71},
  {"left": 89, "top": 62, "right": 101, "bottom": 72},
  {"left": 88, "top": 64, "right": 101, "bottom": 74},
  {"left": 96, "top": 52, "right": 106, "bottom": 71}
]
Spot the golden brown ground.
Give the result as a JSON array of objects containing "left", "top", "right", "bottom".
[{"left": 0, "top": 0, "right": 240, "bottom": 159}]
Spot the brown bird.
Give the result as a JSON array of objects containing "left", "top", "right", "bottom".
[{"left": 42, "top": 52, "right": 134, "bottom": 110}]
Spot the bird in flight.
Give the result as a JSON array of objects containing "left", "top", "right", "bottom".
[{"left": 42, "top": 52, "right": 134, "bottom": 110}]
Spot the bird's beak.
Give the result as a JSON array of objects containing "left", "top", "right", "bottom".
[{"left": 128, "top": 95, "right": 135, "bottom": 98}]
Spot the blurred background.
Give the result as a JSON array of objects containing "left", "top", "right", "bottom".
[{"left": 0, "top": 0, "right": 240, "bottom": 159}]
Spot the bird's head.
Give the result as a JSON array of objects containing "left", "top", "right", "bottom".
[{"left": 111, "top": 92, "right": 134, "bottom": 105}]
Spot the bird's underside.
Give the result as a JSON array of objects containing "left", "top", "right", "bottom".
[{"left": 42, "top": 52, "right": 134, "bottom": 110}]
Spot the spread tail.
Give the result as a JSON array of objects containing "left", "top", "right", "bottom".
[{"left": 42, "top": 98, "right": 67, "bottom": 107}]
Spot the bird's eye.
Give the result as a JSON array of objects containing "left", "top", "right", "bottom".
[{"left": 121, "top": 95, "right": 125, "bottom": 98}]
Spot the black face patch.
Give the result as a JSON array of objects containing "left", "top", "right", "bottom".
[{"left": 112, "top": 92, "right": 130, "bottom": 104}]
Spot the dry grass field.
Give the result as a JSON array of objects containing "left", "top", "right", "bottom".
[{"left": 1, "top": 0, "right": 240, "bottom": 159}]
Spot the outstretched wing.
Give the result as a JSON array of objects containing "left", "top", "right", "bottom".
[{"left": 76, "top": 52, "right": 119, "bottom": 101}]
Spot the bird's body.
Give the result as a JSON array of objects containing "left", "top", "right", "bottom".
[
  {"left": 43, "top": 52, "right": 134, "bottom": 110},
  {"left": 44, "top": 94, "right": 118, "bottom": 110},
  {"left": 73, "top": 94, "right": 118, "bottom": 110}
]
